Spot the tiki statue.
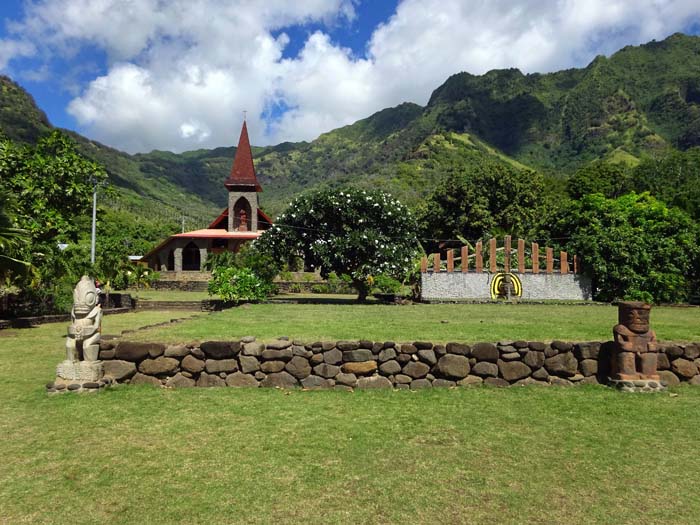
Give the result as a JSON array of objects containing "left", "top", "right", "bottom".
[
  {"left": 611, "top": 301, "right": 658, "bottom": 380},
  {"left": 66, "top": 276, "right": 102, "bottom": 362}
]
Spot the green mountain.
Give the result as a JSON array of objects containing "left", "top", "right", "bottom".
[{"left": 3, "top": 32, "right": 700, "bottom": 235}]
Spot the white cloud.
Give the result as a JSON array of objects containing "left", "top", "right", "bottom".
[{"left": 2, "top": 0, "right": 700, "bottom": 152}]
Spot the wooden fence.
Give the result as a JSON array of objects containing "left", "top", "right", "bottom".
[{"left": 420, "top": 236, "right": 580, "bottom": 275}]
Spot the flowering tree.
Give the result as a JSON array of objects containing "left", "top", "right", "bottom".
[{"left": 256, "top": 187, "right": 420, "bottom": 300}]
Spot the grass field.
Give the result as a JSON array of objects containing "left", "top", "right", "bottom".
[
  {"left": 125, "top": 302, "right": 700, "bottom": 343},
  {"left": 2, "top": 308, "right": 700, "bottom": 524}
]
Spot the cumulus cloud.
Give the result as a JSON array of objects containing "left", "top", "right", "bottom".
[{"left": 2, "top": 0, "right": 700, "bottom": 152}]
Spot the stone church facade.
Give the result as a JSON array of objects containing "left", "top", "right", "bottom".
[{"left": 141, "top": 121, "right": 272, "bottom": 275}]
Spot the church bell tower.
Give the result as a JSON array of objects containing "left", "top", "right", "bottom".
[{"left": 224, "top": 120, "right": 263, "bottom": 232}]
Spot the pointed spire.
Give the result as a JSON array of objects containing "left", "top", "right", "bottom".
[{"left": 224, "top": 120, "right": 262, "bottom": 192}]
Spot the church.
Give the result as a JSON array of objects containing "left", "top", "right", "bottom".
[{"left": 141, "top": 121, "right": 273, "bottom": 274}]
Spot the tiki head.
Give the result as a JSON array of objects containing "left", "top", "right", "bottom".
[
  {"left": 73, "top": 275, "right": 99, "bottom": 315},
  {"left": 618, "top": 301, "right": 651, "bottom": 334}
]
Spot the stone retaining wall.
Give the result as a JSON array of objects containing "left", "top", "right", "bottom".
[{"left": 98, "top": 338, "right": 700, "bottom": 390}]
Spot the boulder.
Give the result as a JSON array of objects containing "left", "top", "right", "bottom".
[
  {"left": 458, "top": 375, "right": 483, "bottom": 387},
  {"left": 226, "top": 372, "right": 259, "bottom": 388},
  {"left": 394, "top": 374, "right": 412, "bottom": 384},
  {"left": 579, "top": 359, "right": 598, "bottom": 377},
  {"left": 484, "top": 377, "right": 509, "bottom": 388},
  {"left": 323, "top": 348, "right": 343, "bottom": 365},
  {"left": 400, "top": 344, "right": 418, "bottom": 354},
  {"left": 98, "top": 349, "right": 116, "bottom": 360},
  {"left": 523, "top": 351, "right": 545, "bottom": 369},
  {"left": 261, "top": 348, "right": 293, "bottom": 361},
  {"left": 379, "top": 360, "right": 402, "bottom": 375},
  {"left": 528, "top": 342, "right": 546, "bottom": 351},
  {"left": 664, "top": 345, "right": 683, "bottom": 359},
  {"left": 671, "top": 358, "right": 698, "bottom": 379},
  {"left": 550, "top": 376, "right": 574, "bottom": 387},
  {"left": 239, "top": 355, "right": 260, "bottom": 374},
  {"left": 301, "top": 375, "right": 334, "bottom": 389},
  {"left": 657, "top": 353, "right": 671, "bottom": 370},
  {"left": 684, "top": 344, "right": 700, "bottom": 360},
  {"left": 197, "top": 372, "right": 226, "bottom": 387},
  {"left": 417, "top": 349, "right": 437, "bottom": 365},
  {"left": 242, "top": 342, "right": 265, "bottom": 356},
  {"left": 335, "top": 372, "right": 357, "bottom": 387},
  {"left": 410, "top": 379, "right": 432, "bottom": 389},
  {"left": 500, "top": 352, "right": 520, "bottom": 361},
  {"left": 103, "top": 360, "right": 136, "bottom": 381},
  {"left": 260, "top": 371, "right": 298, "bottom": 388},
  {"left": 342, "top": 361, "right": 378, "bottom": 376},
  {"left": 166, "top": 373, "right": 195, "bottom": 388},
  {"left": 356, "top": 375, "right": 392, "bottom": 389},
  {"left": 445, "top": 343, "right": 470, "bottom": 356},
  {"left": 130, "top": 373, "right": 161, "bottom": 386},
  {"left": 285, "top": 356, "right": 312, "bottom": 379},
  {"left": 205, "top": 359, "right": 238, "bottom": 374},
  {"left": 201, "top": 341, "right": 239, "bottom": 359},
  {"left": 378, "top": 348, "right": 397, "bottom": 362},
  {"left": 498, "top": 360, "right": 531, "bottom": 382},
  {"left": 432, "top": 378, "right": 456, "bottom": 388},
  {"left": 116, "top": 342, "right": 164, "bottom": 362},
  {"left": 139, "top": 357, "right": 179, "bottom": 376},
  {"left": 436, "top": 354, "right": 470, "bottom": 379},
  {"left": 544, "top": 352, "right": 578, "bottom": 377},
  {"left": 266, "top": 339, "right": 292, "bottom": 350},
  {"left": 396, "top": 354, "right": 411, "bottom": 364},
  {"left": 658, "top": 370, "right": 680, "bottom": 387},
  {"left": 164, "top": 345, "right": 190, "bottom": 358},
  {"left": 402, "top": 361, "right": 430, "bottom": 379},
  {"left": 148, "top": 344, "right": 164, "bottom": 358},
  {"left": 551, "top": 340, "right": 573, "bottom": 352},
  {"left": 309, "top": 354, "right": 324, "bottom": 366},
  {"left": 413, "top": 341, "right": 433, "bottom": 350},
  {"left": 532, "top": 367, "right": 549, "bottom": 381},
  {"left": 689, "top": 375, "right": 700, "bottom": 386},
  {"left": 471, "top": 343, "right": 498, "bottom": 362},
  {"left": 342, "top": 349, "right": 374, "bottom": 362},
  {"left": 337, "top": 341, "right": 360, "bottom": 351},
  {"left": 383, "top": 341, "right": 396, "bottom": 349},
  {"left": 359, "top": 340, "right": 374, "bottom": 349},
  {"left": 313, "top": 363, "right": 340, "bottom": 379},
  {"left": 372, "top": 342, "right": 384, "bottom": 354},
  {"left": 513, "top": 340, "right": 529, "bottom": 349},
  {"left": 544, "top": 346, "right": 558, "bottom": 358},
  {"left": 471, "top": 361, "right": 498, "bottom": 378},
  {"left": 433, "top": 345, "right": 447, "bottom": 357},
  {"left": 575, "top": 342, "right": 601, "bottom": 360},
  {"left": 181, "top": 355, "right": 205, "bottom": 374},
  {"left": 261, "top": 361, "right": 286, "bottom": 373}
]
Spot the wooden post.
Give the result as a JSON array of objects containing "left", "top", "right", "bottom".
[
  {"left": 546, "top": 247, "right": 553, "bottom": 274},
  {"left": 517, "top": 238, "right": 525, "bottom": 274},
  {"left": 560, "top": 251, "right": 569, "bottom": 274},
  {"left": 420, "top": 256, "right": 427, "bottom": 273},
  {"left": 574, "top": 255, "right": 580, "bottom": 274},
  {"left": 461, "top": 246, "right": 469, "bottom": 272},
  {"left": 475, "top": 241, "right": 483, "bottom": 273},
  {"left": 532, "top": 242, "right": 539, "bottom": 274},
  {"left": 489, "top": 238, "right": 497, "bottom": 273},
  {"left": 504, "top": 235, "right": 511, "bottom": 273},
  {"left": 447, "top": 249, "right": 454, "bottom": 273},
  {"left": 434, "top": 252, "right": 441, "bottom": 273}
]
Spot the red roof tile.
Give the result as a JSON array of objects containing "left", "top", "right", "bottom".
[{"left": 224, "top": 121, "right": 262, "bottom": 192}]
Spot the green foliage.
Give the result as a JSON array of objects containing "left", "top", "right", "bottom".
[
  {"left": 371, "top": 274, "right": 403, "bottom": 294},
  {"left": 204, "top": 244, "right": 280, "bottom": 284},
  {"left": 256, "top": 187, "right": 420, "bottom": 300},
  {"left": 419, "top": 161, "right": 546, "bottom": 251},
  {"left": 207, "top": 266, "right": 274, "bottom": 301},
  {"left": 566, "top": 160, "right": 632, "bottom": 199},
  {"left": 632, "top": 148, "right": 700, "bottom": 220},
  {"left": 0, "top": 196, "right": 29, "bottom": 280},
  {"left": 543, "top": 193, "right": 700, "bottom": 303}
]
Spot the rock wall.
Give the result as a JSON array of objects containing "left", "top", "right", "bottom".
[
  {"left": 421, "top": 272, "right": 592, "bottom": 301},
  {"left": 98, "top": 338, "right": 700, "bottom": 390}
]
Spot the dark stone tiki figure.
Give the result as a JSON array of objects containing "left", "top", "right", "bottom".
[{"left": 611, "top": 301, "right": 659, "bottom": 380}]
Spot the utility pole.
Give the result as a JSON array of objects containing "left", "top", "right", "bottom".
[{"left": 90, "top": 177, "right": 98, "bottom": 265}]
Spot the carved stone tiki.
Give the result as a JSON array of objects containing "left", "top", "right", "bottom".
[{"left": 611, "top": 301, "right": 659, "bottom": 381}]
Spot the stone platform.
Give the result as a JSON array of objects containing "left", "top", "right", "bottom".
[
  {"left": 46, "top": 376, "right": 113, "bottom": 394},
  {"left": 608, "top": 378, "right": 666, "bottom": 393},
  {"left": 56, "top": 360, "right": 104, "bottom": 381}
]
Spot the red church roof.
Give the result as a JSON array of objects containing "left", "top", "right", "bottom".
[{"left": 224, "top": 121, "right": 262, "bottom": 192}]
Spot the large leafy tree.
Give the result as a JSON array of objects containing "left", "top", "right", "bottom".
[
  {"left": 418, "top": 161, "right": 547, "bottom": 251},
  {"left": 0, "top": 197, "right": 29, "bottom": 280},
  {"left": 543, "top": 192, "right": 700, "bottom": 303},
  {"left": 566, "top": 160, "right": 632, "bottom": 200},
  {"left": 256, "top": 187, "right": 420, "bottom": 300}
]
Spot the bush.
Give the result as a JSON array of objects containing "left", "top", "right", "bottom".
[
  {"left": 372, "top": 274, "right": 403, "bottom": 294},
  {"left": 208, "top": 267, "right": 275, "bottom": 301}
]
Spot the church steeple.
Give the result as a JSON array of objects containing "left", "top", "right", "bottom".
[
  {"left": 224, "top": 120, "right": 262, "bottom": 192},
  {"left": 226, "top": 120, "right": 262, "bottom": 232}
]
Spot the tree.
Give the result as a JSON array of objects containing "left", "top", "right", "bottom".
[
  {"left": 256, "top": 187, "right": 420, "bottom": 300},
  {"left": 566, "top": 160, "right": 632, "bottom": 200},
  {"left": 542, "top": 192, "right": 700, "bottom": 303},
  {"left": 0, "top": 197, "right": 29, "bottom": 280},
  {"left": 418, "top": 161, "right": 547, "bottom": 252}
]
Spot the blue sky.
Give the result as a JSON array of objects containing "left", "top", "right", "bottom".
[{"left": 1, "top": 1, "right": 700, "bottom": 153}]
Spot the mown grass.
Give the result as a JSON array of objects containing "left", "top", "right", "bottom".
[
  {"left": 125, "top": 302, "right": 700, "bottom": 344},
  {"left": 2, "top": 309, "right": 700, "bottom": 524}
]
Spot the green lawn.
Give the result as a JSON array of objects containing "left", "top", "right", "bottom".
[
  {"left": 125, "top": 302, "right": 700, "bottom": 343},
  {"left": 123, "top": 289, "right": 213, "bottom": 301},
  {"left": 2, "top": 309, "right": 700, "bottom": 524}
]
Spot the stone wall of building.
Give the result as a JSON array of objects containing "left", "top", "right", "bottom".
[
  {"left": 421, "top": 272, "right": 593, "bottom": 301},
  {"left": 97, "top": 338, "right": 700, "bottom": 390}
]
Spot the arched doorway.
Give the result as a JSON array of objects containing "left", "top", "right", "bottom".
[
  {"left": 182, "top": 242, "right": 201, "bottom": 271},
  {"left": 233, "top": 197, "right": 252, "bottom": 231}
]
